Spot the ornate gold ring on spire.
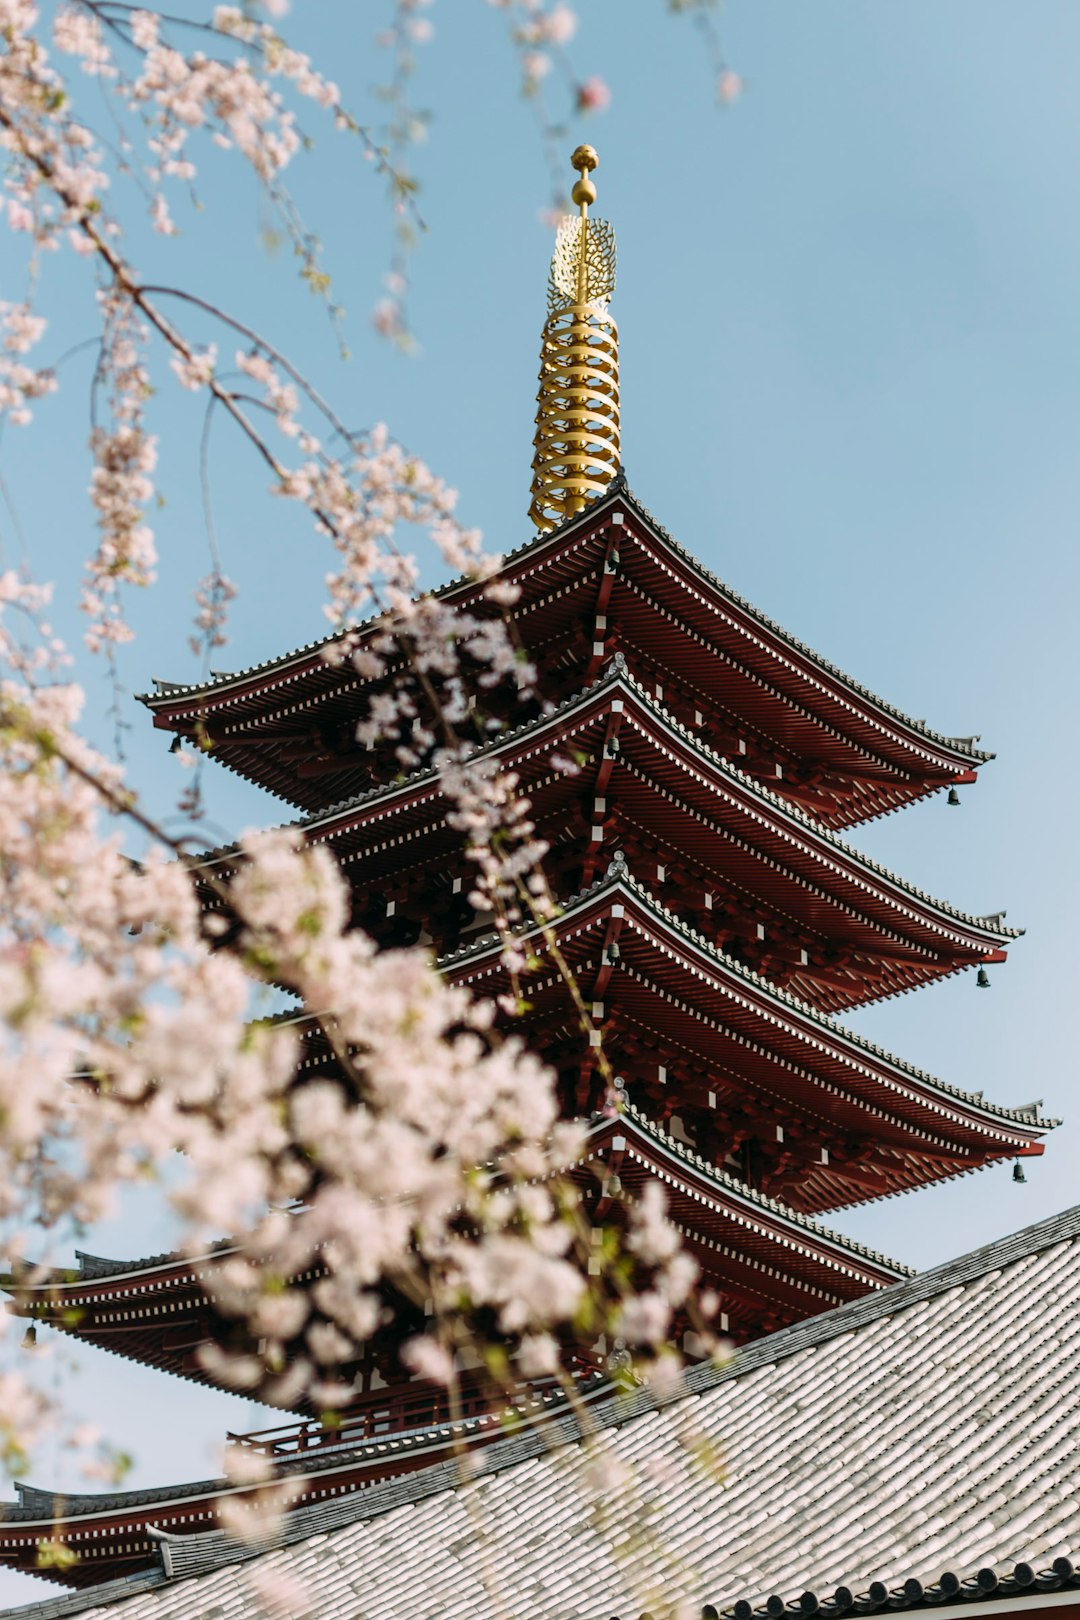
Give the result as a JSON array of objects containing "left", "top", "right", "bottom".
[{"left": 529, "top": 145, "right": 620, "bottom": 533}]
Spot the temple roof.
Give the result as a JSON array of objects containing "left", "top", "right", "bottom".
[
  {"left": 15, "top": 1109, "right": 910, "bottom": 1294},
  {"left": 4, "top": 1201, "right": 1079, "bottom": 1619},
  {"left": 197, "top": 657, "right": 1019, "bottom": 942},
  {"left": 141, "top": 485, "right": 992, "bottom": 821},
  {"left": 142, "top": 485, "right": 990, "bottom": 765},
  {"left": 438, "top": 863, "right": 1052, "bottom": 1163},
  {"left": 444, "top": 863, "right": 1029, "bottom": 1124},
  {"left": 589, "top": 1109, "right": 912, "bottom": 1281},
  {"left": 189, "top": 661, "right": 1018, "bottom": 1012},
  {"left": 5, "top": 1112, "right": 910, "bottom": 1393}
]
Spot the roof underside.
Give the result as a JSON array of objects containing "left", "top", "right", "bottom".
[{"left": 441, "top": 871, "right": 1049, "bottom": 1200}]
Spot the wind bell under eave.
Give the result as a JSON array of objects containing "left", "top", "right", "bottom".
[{"left": 529, "top": 145, "right": 621, "bottom": 532}]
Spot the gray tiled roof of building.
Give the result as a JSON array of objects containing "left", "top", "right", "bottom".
[{"left": 4, "top": 1202, "right": 1079, "bottom": 1620}]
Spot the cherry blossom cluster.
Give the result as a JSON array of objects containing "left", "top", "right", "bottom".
[
  {"left": 190, "top": 568, "right": 237, "bottom": 658},
  {"left": 486, "top": 0, "right": 611, "bottom": 117},
  {"left": 185, "top": 829, "right": 591, "bottom": 1405},
  {"left": 0, "top": 302, "right": 55, "bottom": 426},
  {"left": 0, "top": 571, "right": 711, "bottom": 1454},
  {"left": 0, "top": 657, "right": 701, "bottom": 1418},
  {"left": 51, "top": 1, "right": 342, "bottom": 213},
  {"left": 82, "top": 291, "right": 157, "bottom": 652},
  {"left": 440, "top": 751, "right": 555, "bottom": 950},
  {"left": 0, "top": 0, "right": 732, "bottom": 1521}
]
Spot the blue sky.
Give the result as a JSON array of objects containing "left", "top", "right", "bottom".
[{"left": 1, "top": 0, "right": 1079, "bottom": 1601}]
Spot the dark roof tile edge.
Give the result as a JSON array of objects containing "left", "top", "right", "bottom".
[
  {"left": 0, "top": 1569, "right": 168, "bottom": 1620},
  {"left": 705, "top": 1555, "right": 1080, "bottom": 1620}
]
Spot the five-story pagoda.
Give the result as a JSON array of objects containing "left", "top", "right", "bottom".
[{"left": 0, "top": 148, "right": 1051, "bottom": 1591}]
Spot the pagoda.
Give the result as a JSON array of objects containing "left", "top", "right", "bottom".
[{"left": 0, "top": 147, "right": 1051, "bottom": 1591}]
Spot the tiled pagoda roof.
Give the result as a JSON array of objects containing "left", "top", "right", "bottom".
[
  {"left": 189, "top": 661, "right": 1019, "bottom": 1013},
  {"left": 5, "top": 1111, "right": 910, "bottom": 1397},
  {"left": 607, "top": 484, "right": 989, "bottom": 758},
  {"left": 4, "top": 1201, "right": 1078, "bottom": 1619},
  {"left": 446, "top": 863, "right": 1025, "bottom": 1126},
  {"left": 140, "top": 484, "right": 991, "bottom": 821},
  {"left": 142, "top": 485, "right": 990, "bottom": 765},
  {"left": 323, "top": 662, "right": 1016, "bottom": 942},
  {"left": 601, "top": 1108, "right": 912, "bottom": 1279},
  {"left": 17, "top": 1109, "right": 910, "bottom": 1291},
  {"left": 436, "top": 863, "right": 1052, "bottom": 1159}
]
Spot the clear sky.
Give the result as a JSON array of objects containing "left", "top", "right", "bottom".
[{"left": 1, "top": 0, "right": 1079, "bottom": 1603}]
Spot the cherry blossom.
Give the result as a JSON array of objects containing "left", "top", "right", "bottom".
[
  {"left": 576, "top": 74, "right": 612, "bottom": 113},
  {"left": 0, "top": 0, "right": 734, "bottom": 1544}
]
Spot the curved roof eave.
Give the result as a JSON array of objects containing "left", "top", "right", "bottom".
[
  {"left": 139, "top": 482, "right": 993, "bottom": 770},
  {"left": 190, "top": 662, "right": 1020, "bottom": 950},
  {"left": 9, "top": 1109, "right": 908, "bottom": 1305},
  {"left": 439, "top": 864, "right": 1056, "bottom": 1139},
  {"left": 588, "top": 1109, "right": 913, "bottom": 1279}
]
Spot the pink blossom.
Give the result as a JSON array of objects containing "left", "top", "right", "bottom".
[
  {"left": 170, "top": 344, "right": 216, "bottom": 388},
  {"left": 542, "top": 4, "right": 577, "bottom": 46},
  {"left": 617, "top": 1290, "right": 670, "bottom": 1346},
  {"left": 0, "top": 0, "right": 698, "bottom": 1507},
  {"left": 130, "top": 11, "right": 159, "bottom": 49},
  {"left": 248, "top": 1566, "right": 309, "bottom": 1620},
  {"left": 717, "top": 68, "right": 742, "bottom": 104},
  {"left": 518, "top": 1332, "right": 559, "bottom": 1378},
  {"left": 401, "top": 1336, "right": 455, "bottom": 1386},
  {"left": 577, "top": 74, "right": 611, "bottom": 113}
]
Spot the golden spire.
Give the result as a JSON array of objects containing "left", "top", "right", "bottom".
[{"left": 528, "top": 145, "right": 620, "bottom": 533}]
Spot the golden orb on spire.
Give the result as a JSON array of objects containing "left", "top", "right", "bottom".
[
  {"left": 528, "top": 147, "right": 620, "bottom": 534},
  {"left": 570, "top": 144, "right": 599, "bottom": 210}
]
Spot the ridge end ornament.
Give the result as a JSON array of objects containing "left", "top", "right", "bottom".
[{"left": 529, "top": 146, "right": 621, "bottom": 533}]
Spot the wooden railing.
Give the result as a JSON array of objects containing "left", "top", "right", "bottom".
[{"left": 227, "top": 1359, "right": 605, "bottom": 1458}]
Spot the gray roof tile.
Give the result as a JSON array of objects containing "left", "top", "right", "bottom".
[{"left": 4, "top": 1205, "right": 1080, "bottom": 1619}]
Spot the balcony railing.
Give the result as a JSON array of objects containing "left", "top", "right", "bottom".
[{"left": 227, "top": 1358, "right": 606, "bottom": 1459}]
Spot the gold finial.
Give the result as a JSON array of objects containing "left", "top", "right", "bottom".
[
  {"left": 570, "top": 144, "right": 598, "bottom": 212},
  {"left": 528, "top": 147, "right": 620, "bottom": 533}
]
